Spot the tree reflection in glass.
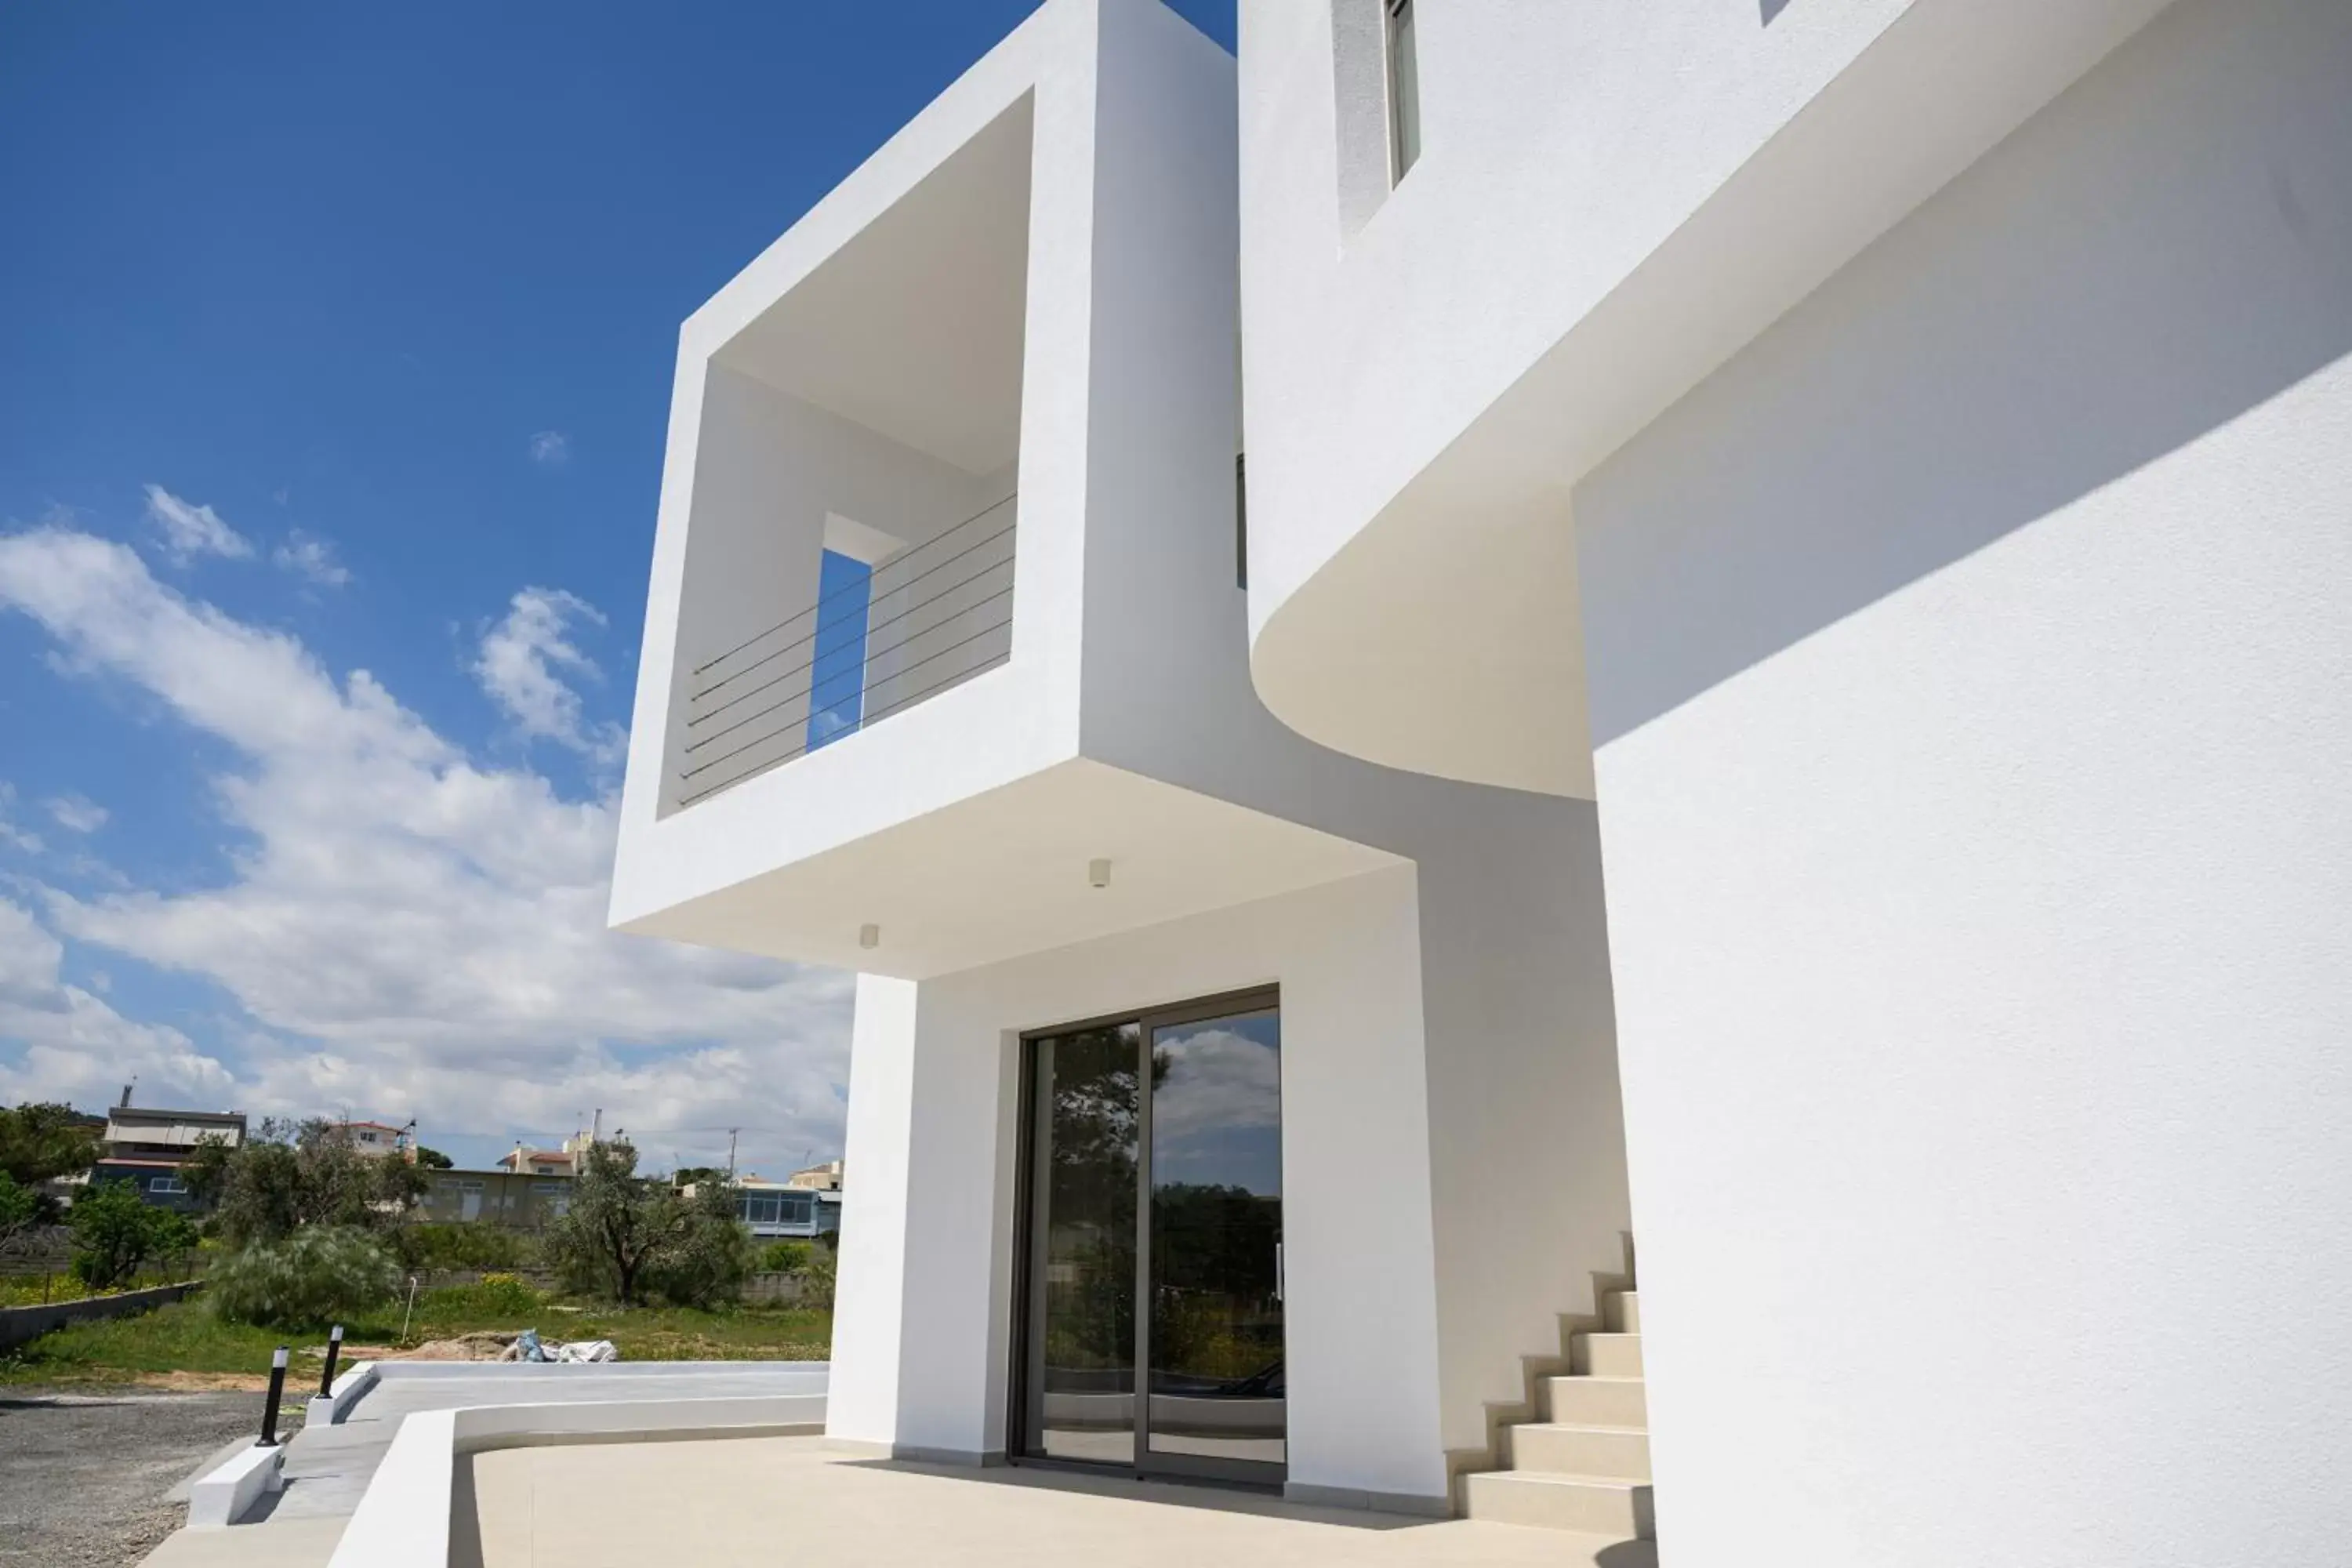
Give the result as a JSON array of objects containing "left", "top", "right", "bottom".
[{"left": 1035, "top": 1023, "right": 1141, "bottom": 1463}]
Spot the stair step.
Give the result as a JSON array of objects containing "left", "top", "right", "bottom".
[
  {"left": 1543, "top": 1375, "right": 1647, "bottom": 1428},
  {"left": 1572, "top": 1331, "right": 1642, "bottom": 1377},
  {"left": 1605, "top": 1290, "right": 1640, "bottom": 1334},
  {"left": 1508, "top": 1421, "right": 1650, "bottom": 1481},
  {"left": 1465, "top": 1470, "right": 1656, "bottom": 1538}
]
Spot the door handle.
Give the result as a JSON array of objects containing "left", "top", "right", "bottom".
[{"left": 1275, "top": 1240, "right": 1284, "bottom": 1303}]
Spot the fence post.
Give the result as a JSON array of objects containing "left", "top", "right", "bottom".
[
  {"left": 257, "top": 1347, "right": 289, "bottom": 1446},
  {"left": 319, "top": 1325, "right": 343, "bottom": 1397}
]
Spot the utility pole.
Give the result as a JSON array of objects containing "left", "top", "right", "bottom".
[
  {"left": 590, "top": 1108, "right": 602, "bottom": 1145},
  {"left": 726, "top": 1128, "right": 740, "bottom": 1180}
]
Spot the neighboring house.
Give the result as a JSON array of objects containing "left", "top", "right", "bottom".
[
  {"left": 91, "top": 1089, "right": 246, "bottom": 1212},
  {"left": 417, "top": 1168, "right": 574, "bottom": 1229},
  {"left": 332, "top": 1119, "right": 414, "bottom": 1160},
  {"left": 579, "top": 0, "right": 2346, "bottom": 1563},
  {"left": 688, "top": 1175, "right": 844, "bottom": 1240},
  {"left": 496, "top": 1146, "right": 575, "bottom": 1178},
  {"left": 783, "top": 1160, "right": 841, "bottom": 1192}
]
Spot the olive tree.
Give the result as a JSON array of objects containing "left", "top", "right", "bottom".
[{"left": 545, "top": 1142, "right": 749, "bottom": 1308}]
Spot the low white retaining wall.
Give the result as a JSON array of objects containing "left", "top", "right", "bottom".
[
  {"left": 307, "top": 1360, "right": 379, "bottom": 1427},
  {"left": 304, "top": 1356, "right": 826, "bottom": 1425},
  {"left": 325, "top": 1392, "right": 827, "bottom": 1568},
  {"left": 187, "top": 1442, "right": 285, "bottom": 1529}
]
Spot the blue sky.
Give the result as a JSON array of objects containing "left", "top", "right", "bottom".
[{"left": 0, "top": 2, "right": 1236, "bottom": 1174}]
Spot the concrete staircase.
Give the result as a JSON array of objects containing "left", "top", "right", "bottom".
[{"left": 1463, "top": 1287, "right": 1655, "bottom": 1554}]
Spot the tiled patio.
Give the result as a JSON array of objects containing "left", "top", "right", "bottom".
[{"left": 457, "top": 1435, "right": 1657, "bottom": 1568}]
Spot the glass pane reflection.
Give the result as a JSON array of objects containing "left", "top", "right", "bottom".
[
  {"left": 1148, "top": 1007, "right": 1284, "bottom": 1465},
  {"left": 1033, "top": 1025, "right": 1141, "bottom": 1465}
]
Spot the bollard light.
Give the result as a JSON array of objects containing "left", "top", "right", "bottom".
[
  {"left": 319, "top": 1324, "right": 344, "bottom": 1398},
  {"left": 257, "top": 1345, "right": 289, "bottom": 1447}
]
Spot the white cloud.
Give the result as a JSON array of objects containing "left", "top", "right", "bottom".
[
  {"left": 474, "top": 586, "right": 623, "bottom": 760},
  {"left": 273, "top": 530, "right": 351, "bottom": 587},
  {"left": 0, "top": 524, "right": 850, "bottom": 1170},
  {"left": 143, "top": 483, "right": 252, "bottom": 563},
  {"left": 528, "top": 431, "right": 570, "bottom": 466},
  {"left": 0, "top": 782, "right": 43, "bottom": 855},
  {"left": 44, "top": 795, "right": 107, "bottom": 833},
  {"left": 1151, "top": 1025, "right": 1282, "bottom": 1141},
  {"left": 0, "top": 895, "right": 237, "bottom": 1109}
]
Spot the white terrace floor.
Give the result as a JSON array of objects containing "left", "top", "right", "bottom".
[{"left": 458, "top": 1436, "right": 1659, "bottom": 1568}]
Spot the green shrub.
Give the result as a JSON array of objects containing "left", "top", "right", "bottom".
[
  {"left": 390, "top": 1222, "right": 528, "bottom": 1273},
  {"left": 68, "top": 1181, "right": 183, "bottom": 1290},
  {"left": 0, "top": 1170, "right": 37, "bottom": 1250},
  {"left": 789, "top": 1247, "right": 837, "bottom": 1310},
  {"left": 208, "top": 1227, "right": 400, "bottom": 1328},
  {"left": 758, "top": 1240, "right": 811, "bottom": 1274},
  {"left": 419, "top": 1272, "right": 543, "bottom": 1317}
]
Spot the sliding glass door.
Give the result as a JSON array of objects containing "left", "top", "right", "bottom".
[
  {"left": 1016, "top": 991, "right": 1284, "bottom": 1484},
  {"left": 1025, "top": 1022, "right": 1142, "bottom": 1465}
]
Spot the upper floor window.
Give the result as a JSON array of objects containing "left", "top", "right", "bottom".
[
  {"left": 149, "top": 1174, "right": 187, "bottom": 1195},
  {"left": 1235, "top": 454, "right": 1248, "bottom": 590},
  {"left": 1386, "top": 0, "right": 1421, "bottom": 183}
]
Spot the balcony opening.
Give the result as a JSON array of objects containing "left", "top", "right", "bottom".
[
  {"left": 807, "top": 548, "right": 873, "bottom": 753},
  {"left": 665, "top": 93, "right": 1033, "bottom": 814}
]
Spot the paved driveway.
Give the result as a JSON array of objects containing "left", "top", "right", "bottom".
[{"left": 0, "top": 1386, "right": 274, "bottom": 1568}]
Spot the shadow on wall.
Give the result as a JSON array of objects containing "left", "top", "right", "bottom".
[
  {"left": 1761, "top": 0, "right": 1795, "bottom": 24},
  {"left": 1576, "top": 0, "right": 2352, "bottom": 745}
]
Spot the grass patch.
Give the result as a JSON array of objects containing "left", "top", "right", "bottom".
[{"left": 0, "top": 1291, "right": 832, "bottom": 1385}]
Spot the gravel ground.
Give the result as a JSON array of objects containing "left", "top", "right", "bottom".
[{"left": 0, "top": 1386, "right": 285, "bottom": 1568}]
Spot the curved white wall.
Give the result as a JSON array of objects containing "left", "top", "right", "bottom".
[
  {"left": 1582, "top": 2, "right": 2352, "bottom": 1560},
  {"left": 1236, "top": 0, "right": 2174, "bottom": 794}
]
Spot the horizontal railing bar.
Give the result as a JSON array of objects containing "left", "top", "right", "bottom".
[
  {"left": 689, "top": 517, "right": 1018, "bottom": 703},
  {"left": 688, "top": 493, "right": 1017, "bottom": 677},
  {"left": 688, "top": 547, "right": 1016, "bottom": 725},
  {"left": 677, "top": 646, "right": 1013, "bottom": 805},
  {"left": 681, "top": 583, "right": 1018, "bottom": 756},
  {"left": 679, "top": 614, "right": 1015, "bottom": 780}
]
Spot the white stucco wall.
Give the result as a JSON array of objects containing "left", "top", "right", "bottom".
[
  {"left": 830, "top": 870, "right": 1447, "bottom": 1497},
  {"left": 1581, "top": 2, "right": 2352, "bottom": 1561},
  {"left": 1237, "top": 0, "right": 2174, "bottom": 794},
  {"left": 827, "top": 822, "right": 1629, "bottom": 1508}
]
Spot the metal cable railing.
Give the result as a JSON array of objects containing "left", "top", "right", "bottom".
[
  {"left": 688, "top": 492, "right": 1017, "bottom": 682},
  {"left": 674, "top": 497, "right": 1017, "bottom": 808}
]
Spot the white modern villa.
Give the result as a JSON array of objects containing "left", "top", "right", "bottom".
[{"left": 583, "top": 0, "right": 2350, "bottom": 1564}]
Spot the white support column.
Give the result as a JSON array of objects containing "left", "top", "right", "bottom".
[
  {"left": 888, "top": 1004, "right": 1023, "bottom": 1464},
  {"left": 826, "top": 974, "right": 919, "bottom": 1447}
]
